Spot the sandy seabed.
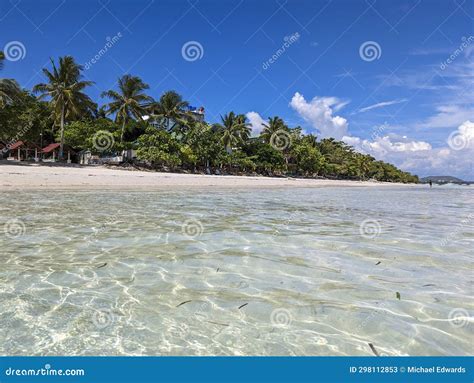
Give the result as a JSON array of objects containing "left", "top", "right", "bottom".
[{"left": 0, "top": 163, "right": 415, "bottom": 190}]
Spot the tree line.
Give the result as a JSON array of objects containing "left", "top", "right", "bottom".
[{"left": 0, "top": 55, "right": 418, "bottom": 183}]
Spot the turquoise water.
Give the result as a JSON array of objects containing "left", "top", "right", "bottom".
[{"left": 0, "top": 186, "right": 473, "bottom": 356}]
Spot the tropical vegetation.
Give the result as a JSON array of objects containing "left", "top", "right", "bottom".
[
  {"left": 33, "top": 56, "right": 96, "bottom": 159},
  {"left": 0, "top": 55, "right": 419, "bottom": 183}
]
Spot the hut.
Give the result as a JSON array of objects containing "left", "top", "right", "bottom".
[
  {"left": 3, "top": 141, "right": 41, "bottom": 161},
  {"left": 41, "top": 143, "right": 75, "bottom": 163}
]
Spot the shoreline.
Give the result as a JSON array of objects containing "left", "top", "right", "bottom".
[{"left": 0, "top": 163, "right": 418, "bottom": 190}]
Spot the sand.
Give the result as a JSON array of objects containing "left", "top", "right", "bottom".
[{"left": 0, "top": 163, "right": 413, "bottom": 190}]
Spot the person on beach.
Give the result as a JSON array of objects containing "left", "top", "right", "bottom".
[{"left": 429, "top": 180, "right": 432, "bottom": 188}]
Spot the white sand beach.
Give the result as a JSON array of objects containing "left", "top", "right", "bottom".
[{"left": 0, "top": 163, "right": 412, "bottom": 190}]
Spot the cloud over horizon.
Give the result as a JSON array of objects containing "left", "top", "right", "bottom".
[
  {"left": 343, "top": 121, "right": 473, "bottom": 179},
  {"left": 249, "top": 88, "right": 473, "bottom": 179},
  {"left": 246, "top": 111, "right": 266, "bottom": 136},
  {"left": 289, "top": 92, "right": 349, "bottom": 140}
]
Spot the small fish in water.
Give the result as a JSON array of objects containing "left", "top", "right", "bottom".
[
  {"left": 375, "top": 261, "right": 381, "bottom": 265},
  {"left": 206, "top": 320, "right": 229, "bottom": 327},
  {"left": 97, "top": 262, "right": 107, "bottom": 269},
  {"left": 238, "top": 303, "right": 248, "bottom": 310},
  {"left": 176, "top": 300, "right": 192, "bottom": 308},
  {"left": 368, "top": 343, "right": 380, "bottom": 356}
]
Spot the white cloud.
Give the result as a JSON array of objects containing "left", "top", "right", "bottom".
[
  {"left": 342, "top": 133, "right": 432, "bottom": 157},
  {"left": 357, "top": 99, "right": 407, "bottom": 113},
  {"left": 417, "top": 105, "right": 474, "bottom": 129},
  {"left": 343, "top": 121, "right": 473, "bottom": 179},
  {"left": 246, "top": 111, "right": 266, "bottom": 136},
  {"left": 448, "top": 120, "right": 474, "bottom": 150},
  {"left": 289, "top": 92, "right": 348, "bottom": 139}
]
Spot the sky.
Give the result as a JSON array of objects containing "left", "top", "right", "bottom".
[{"left": 1, "top": 0, "right": 473, "bottom": 179}]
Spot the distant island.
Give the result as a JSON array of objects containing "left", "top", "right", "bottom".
[{"left": 420, "top": 176, "right": 472, "bottom": 185}]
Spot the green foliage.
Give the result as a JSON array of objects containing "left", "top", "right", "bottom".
[
  {"left": 260, "top": 116, "right": 288, "bottom": 143},
  {"left": 33, "top": 56, "right": 96, "bottom": 158},
  {"left": 182, "top": 122, "right": 224, "bottom": 168},
  {"left": 291, "top": 140, "right": 326, "bottom": 176},
  {"left": 0, "top": 50, "right": 22, "bottom": 108},
  {"left": 180, "top": 144, "right": 198, "bottom": 168},
  {"left": 101, "top": 75, "right": 152, "bottom": 142},
  {"left": 62, "top": 119, "right": 121, "bottom": 152},
  {"left": 0, "top": 57, "right": 419, "bottom": 183},
  {"left": 136, "top": 128, "right": 181, "bottom": 168},
  {"left": 148, "top": 90, "right": 191, "bottom": 132},
  {"left": 0, "top": 91, "right": 51, "bottom": 143},
  {"left": 214, "top": 112, "right": 251, "bottom": 152},
  {"left": 243, "top": 139, "right": 285, "bottom": 174}
]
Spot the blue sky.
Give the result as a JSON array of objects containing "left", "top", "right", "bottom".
[{"left": 1, "top": 0, "right": 473, "bottom": 179}]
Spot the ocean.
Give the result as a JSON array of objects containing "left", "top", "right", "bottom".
[{"left": 1, "top": 185, "right": 472, "bottom": 356}]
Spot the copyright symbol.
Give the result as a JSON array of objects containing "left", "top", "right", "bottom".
[{"left": 400, "top": 367, "right": 406, "bottom": 373}]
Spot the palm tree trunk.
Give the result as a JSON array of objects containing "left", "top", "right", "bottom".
[
  {"left": 59, "top": 103, "right": 65, "bottom": 160},
  {"left": 121, "top": 119, "right": 126, "bottom": 142}
]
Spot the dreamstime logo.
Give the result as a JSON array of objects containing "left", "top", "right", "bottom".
[
  {"left": 370, "top": 122, "right": 388, "bottom": 141},
  {"left": 359, "top": 41, "right": 382, "bottom": 62},
  {"left": 3, "top": 41, "right": 26, "bottom": 61},
  {"left": 359, "top": 219, "right": 381, "bottom": 239},
  {"left": 84, "top": 32, "right": 122, "bottom": 70},
  {"left": 447, "top": 130, "right": 470, "bottom": 151},
  {"left": 439, "top": 213, "right": 473, "bottom": 247},
  {"left": 92, "top": 308, "right": 115, "bottom": 329},
  {"left": 181, "top": 41, "right": 204, "bottom": 62},
  {"left": 448, "top": 308, "right": 471, "bottom": 328},
  {"left": 3, "top": 219, "right": 26, "bottom": 239},
  {"left": 168, "top": 324, "right": 189, "bottom": 338},
  {"left": 262, "top": 32, "right": 300, "bottom": 70},
  {"left": 92, "top": 130, "right": 115, "bottom": 152},
  {"left": 440, "top": 36, "right": 474, "bottom": 70},
  {"left": 181, "top": 218, "right": 204, "bottom": 238},
  {"left": 87, "top": 214, "right": 134, "bottom": 240},
  {"left": 215, "top": 325, "right": 241, "bottom": 349},
  {"left": 270, "top": 308, "right": 292, "bottom": 327},
  {"left": 1, "top": 122, "right": 33, "bottom": 155},
  {"left": 270, "top": 129, "right": 292, "bottom": 151},
  {"left": 355, "top": 301, "right": 389, "bottom": 332},
  {"left": 194, "top": 301, "right": 212, "bottom": 319}
]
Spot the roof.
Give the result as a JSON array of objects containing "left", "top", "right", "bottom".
[
  {"left": 42, "top": 143, "right": 60, "bottom": 153},
  {"left": 9, "top": 141, "right": 24, "bottom": 150}
]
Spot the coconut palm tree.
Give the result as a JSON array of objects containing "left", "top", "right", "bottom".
[
  {"left": 33, "top": 56, "right": 95, "bottom": 158},
  {"left": 235, "top": 114, "right": 251, "bottom": 142},
  {"left": 148, "top": 90, "right": 191, "bottom": 131},
  {"left": 260, "top": 116, "right": 288, "bottom": 143},
  {"left": 0, "top": 51, "right": 21, "bottom": 108},
  {"left": 214, "top": 112, "right": 250, "bottom": 153},
  {"left": 101, "top": 75, "right": 152, "bottom": 142}
]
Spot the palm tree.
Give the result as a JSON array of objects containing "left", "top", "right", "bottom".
[
  {"left": 101, "top": 74, "right": 152, "bottom": 142},
  {"left": 214, "top": 112, "right": 250, "bottom": 153},
  {"left": 353, "top": 153, "right": 372, "bottom": 180},
  {"left": 260, "top": 116, "right": 288, "bottom": 143},
  {"left": 235, "top": 114, "right": 251, "bottom": 142},
  {"left": 33, "top": 56, "right": 95, "bottom": 158},
  {"left": 0, "top": 51, "right": 21, "bottom": 108},
  {"left": 148, "top": 90, "right": 191, "bottom": 131}
]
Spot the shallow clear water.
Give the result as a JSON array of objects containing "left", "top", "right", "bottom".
[{"left": 0, "top": 186, "right": 473, "bottom": 356}]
